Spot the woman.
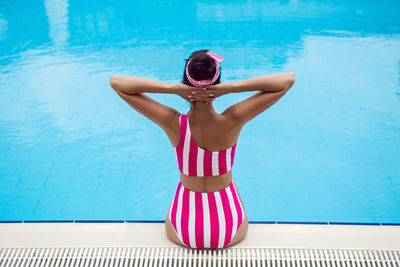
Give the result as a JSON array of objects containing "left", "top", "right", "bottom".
[{"left": 110, "top": 49, "right": 295, "bottom": 249}]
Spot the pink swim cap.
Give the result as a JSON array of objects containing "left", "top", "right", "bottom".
[{"left": 185, "top": 51, "right": 224, "bottom": 87}]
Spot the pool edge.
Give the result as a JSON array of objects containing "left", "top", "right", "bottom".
[{"left": 0, "top": 222, "right": 399, "bottom": 250}]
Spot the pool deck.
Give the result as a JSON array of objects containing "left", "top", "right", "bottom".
[{"left": 0, "top": 222, "right": 399, "bottom": 249}]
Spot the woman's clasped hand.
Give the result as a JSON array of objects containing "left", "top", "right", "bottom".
[
  {"left": 188, "top": 87, "right": 216, "bottom": 103},
  {"left": 174, "top": 83, "right": 221, "bottom": 104}
]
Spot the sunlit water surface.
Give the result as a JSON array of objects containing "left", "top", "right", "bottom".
[{"left": 0, "top": 0, "right": 399, "bottom": 223}]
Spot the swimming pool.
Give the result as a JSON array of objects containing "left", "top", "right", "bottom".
[{"left": 0, "top": 0, "right": 399, "bottom": 224}]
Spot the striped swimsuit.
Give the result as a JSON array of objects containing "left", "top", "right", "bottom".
[{"left": 168, "top": 114, "right": 245, "bottom": 249}]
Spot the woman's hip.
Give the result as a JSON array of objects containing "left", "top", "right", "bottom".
[{"left": 168, "top": 179, "right": 246, "bottom": 249}]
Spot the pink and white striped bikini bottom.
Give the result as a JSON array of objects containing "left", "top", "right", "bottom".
[{"left": 168, "top": 180, "right": 245, "bottom": 249}]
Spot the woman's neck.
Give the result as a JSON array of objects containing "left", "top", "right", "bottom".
[{"left": 188, "top": 101, "right": 217, "bottom": 118}]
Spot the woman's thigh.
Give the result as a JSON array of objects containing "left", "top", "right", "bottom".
[
  {"left": 165, "top": 209, "right": 185, "bottom": 246},
  {"left": 225, "top": 214, "right": 249, "bottom": 247}
]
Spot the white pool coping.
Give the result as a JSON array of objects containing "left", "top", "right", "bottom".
[{"left": 0, "top": 222, "right": 399, "bottom": 249}]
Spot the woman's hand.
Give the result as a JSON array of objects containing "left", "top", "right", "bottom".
[
  {"left": 172, "top": 83, "right": 215, "bottom": 103},
  {"left": 188, "top": 87, "right": 216, "bottom": 103},
  {"left": 171, "top": 83, "right": 196, "bottom": 103},
  {"left": 188, "top": 82, "right": 232, "bottom": 103},
  {"left": 172, "top": 81, "right": 231, "bottom": 103}
]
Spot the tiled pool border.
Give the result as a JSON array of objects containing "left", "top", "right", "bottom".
[{"left": 0, "top": 220, "right": 399, "bottom": 226}]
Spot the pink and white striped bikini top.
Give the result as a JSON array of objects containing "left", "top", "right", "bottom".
[{"left": 173, "top": 114, "right": 237, "bottom": 177}]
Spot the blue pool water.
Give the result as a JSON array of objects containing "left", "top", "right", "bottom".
[{"left": 0, "top": 0, "right": 399, "bottom": 224}]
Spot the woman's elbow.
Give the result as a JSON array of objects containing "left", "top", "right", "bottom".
[
  {"left": 110, "top": 75, "right": 119, "bottom": 90},
  {"left": 285, "top": 72, "right": 295, "bottom": 90}
]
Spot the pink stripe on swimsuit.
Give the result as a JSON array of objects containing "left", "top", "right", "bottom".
[{"left": 169, "top": 114, "right": 244, "bottom": 249}]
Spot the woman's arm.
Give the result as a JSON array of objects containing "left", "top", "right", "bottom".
[
  {"left": 225, "top": 72, "right": 295, "bottom": 127},
  {"left": 109, "top": 75, "right": 198, "bottom": 140},
  {"left": 110, "top": 75, "right": 178, "bottom": 95},
  {"left": 208, "top": 72, "right": 295, "bottom": 96},
  {"left": 231, "top": 72, "right": 295, "bottom": 93},
  {"left": 188, "top": 72, "right": 295, "bottom": 103},
  {"left": 110, "top": 75, "right": 197, "bottom": 103}
]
